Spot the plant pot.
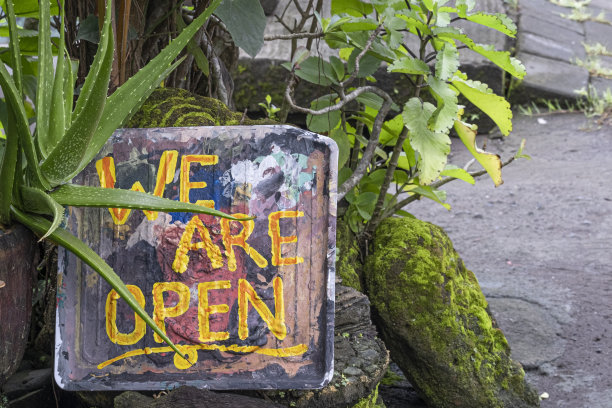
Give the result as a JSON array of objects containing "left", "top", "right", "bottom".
[{"left": 0, "top": 223, "right": 38, "bottom": 387}]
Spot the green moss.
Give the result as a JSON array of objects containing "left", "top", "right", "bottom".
[
  {"left": 336, "top": 221, "right": 362, "bottom": 291},
  {"left": 352, "top": 384, "right": 385, "bottom": 408},
  {"left": 126, "top": 87, "right": 277, "bottom": 128},
  {"left": 364, "top": 217, "right": 539, "bottom": 407}
]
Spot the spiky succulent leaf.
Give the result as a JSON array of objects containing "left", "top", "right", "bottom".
[
  {"left": 50, "top": 184, "right": 253, "bottom": 221},
  {"left": 19, "top": 186, "right": 64, "bottom": 239},
  {"left": 41, "top": 0, "right": 114, "bottom": 185},
  {"left": 5, "top": 0, "right": 23, "bottom": 95},
  {"left": 9, "top": 206, "right": 190, "bottom": 363},
  {"left": 35, "top": 0, "right": 53, "bottom": 156},
  {"left": 46, "top": 0, "right": 67, "bottom": 156},
  {"left": 76, "top": 0, "right": 222, "bottom": 175}
]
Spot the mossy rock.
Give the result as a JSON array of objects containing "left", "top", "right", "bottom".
[
  {"left": 364, "top": 217, "right": 540, "bottom": 408},
  {"left": 126, "top": 87, "right": 276, "bottom": 128},
  {"left": 336, "top": 221, "right": 362, "bottom": 291}
]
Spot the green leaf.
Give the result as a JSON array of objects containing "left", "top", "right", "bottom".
[
  {"left": 407, "top": 185, "right": 450, "bottom": 210},
  {"left": 176, "top": 12, "right": 209, "bottom": 77},
  {"left": 19, "top": 186, "right": 64, "bottom": 239},
  {"left": 329, "top": 56, "right": 345, "bottom": 81},
  {"left": 515, "top": 138, "right": 531, "bottom": 160},
  {"left": 440, "top": 165, "right": 475, "bottom": 184},
  {"left": 427, "top": 76, "right": 459, "bottom": 132},
  {"left": 402, "top": 98, "right": 450, "bottom": 184},
  {"left": 75, "top": 14, "right": 100, "bottom": 44},
  {"left": 47, "top": 0, "right": 67, "bottom": 158},
  {"left": 293, "top": 56, "right": 338, "bottom": 86},
  {"left": 435, "top": 28, "right": 526, "bottom": 79},
  {"left": 9, "top": 206, "right": 190, "bottom": 364},
  {"left": 34, "top": 0, "right": 53, "bottom": 159},
  {"left": 215, "top": 0, "right": 266, "bottom": 57},
  {"left": 306, "top": 94, "right": 341, "bottom": 133},
  {"left": 41, "top": 0, "right": 114, "bottom": 185},
  {"left": 355, "top": 191, "right": 377, "bottom": 221},
  {"left": 49, "top": 184, "right": 253, "bottom": 221},
  {"left": 452, "top": 75, "right": 513, "bottom": 135},
  {"left": 454, "top": 119, "right": 503, "bottom": 186},
  {"left": 0, "top": 0, "right": 58, "bottom": 17},
  {"left": 421, "top": 0, "right": 435, "bottom": 11},
  {"left": 465, "top": 12, "right": 517, "bottom": 38},
  {"left": 329, "top": 128, "right": 351, "bottom": 168},
  {"left": 331, "top": 0, "right": 374, "bottom": 16},
  {"left": 388, "top": 55, "right": 430, "bottom": 75},
  {"left": 347, "top": 48, "right": 382, "bottom": 78},
  {"left": 5, "top": 0, "right": 23, "bottom": 96},
  {"left": 435, "top": 43, "right": 459, "bottom": 81},
  {"left": 0, "top": 53, "right": 48, "bottom": 189},
  {"left": 0, "top": 108, "right": 17, "bottom": 224},
  {"left": 77, "top": 0, "right": 223, "bottom": 179}
]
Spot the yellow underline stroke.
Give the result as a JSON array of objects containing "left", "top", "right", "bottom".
[{"left": 97, "top": 343, "right": 308, "bottom": 369}]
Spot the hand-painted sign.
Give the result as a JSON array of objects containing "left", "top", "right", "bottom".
[{"left": 55, "top": 126, "right": 337, "bottom": 390}]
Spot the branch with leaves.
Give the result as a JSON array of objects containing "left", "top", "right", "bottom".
[{"left": 280, "top": 0, "right": 527, "bottom": 243}]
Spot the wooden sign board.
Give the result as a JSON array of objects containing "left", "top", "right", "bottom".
[{"left": 55, "top": 126, "right": 337, "bottom": 390}]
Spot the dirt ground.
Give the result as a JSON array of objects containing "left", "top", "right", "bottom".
[{"left": 401, "top": 112, "right": 612, "bottom": 408}]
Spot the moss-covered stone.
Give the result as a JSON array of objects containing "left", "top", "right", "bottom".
[
  {"left": 364, "top": 217, "right": 540, "bottom": 408},
  {"left": 126, "top": 87, "right": 276, "bottom": 128},
  {"left": 336, "top": 221, "right": 362, "bottom": 291},
  {"left": 352, "top": 384, "right": 386, "bottom": 408}
]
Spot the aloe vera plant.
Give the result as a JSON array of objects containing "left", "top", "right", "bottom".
[{"left": 0, "top": 0, "right": 241, "bottom": 360}]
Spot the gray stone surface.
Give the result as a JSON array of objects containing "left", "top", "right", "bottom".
[
  {"left": 520, "top": 14, "right": 584, "bottom": 45},
  {"left": 519, "top": 3, "right": 583, "bottom": 34},
  {"left": 584, "top": 21, "right": 612, "bottom": 50},
  {"left": 516, "top": 52, "right": 588, "bottom": 100},
  {"left": 408, "top": 113, "right": 612, "bottom": 408},
  {"left": 590, "top": 76, "right": 612, "bottom": 94},
  {"left": 518, "top": 32, "right": 584, "bottom": 63}
]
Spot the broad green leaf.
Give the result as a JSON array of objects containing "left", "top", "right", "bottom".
[
  {"left": 331, "top": 0, "right": 374, "bottom": 16},
  {"left": 454, "top": 119, "right": 503, "bottom": 186},
  {"left": 293, "top": 57, "right": 338, "bottom": 86},
  {"left": 421, "top": 0, "right": 435, "bottom": 11},
  {"left": 348, "top": 48, "right": 382, "bottom": 78},
  {"left": 406, "top": 185, "right": 451, "bottom": 210},
  {"left": 355, "top": 191, "right": 377, "bottom": 221},
  {"left": 435, "top": 28, "right": 526, "bottom": 78},
  {"left": 9, "top": 206, "right": 190, "bottom": 363},
  {"left": 402, "top": 98, "right": 450, "bottom": 184},
  {"left": 5, "top": 0, "right": 23, "bottom": 96},
  {"left": 35, "top": 0, "right": 53, "bottom": 158},
  {"left": 435, "top": 43, "right": 459, "bottom": 81},
  {"left": 75, "top": 14, "right": 100, "bottom": 44},
  {"left": 41, "top": 0, "right": 114, "bottom": 185},
  {"left": 427, "top": 76, "right": 459, "bottom": 132},
  {"left": 466, "top": 12, "right": 517, "bottom": 38},
  {"left": 388, "top": 55, "right": 430, "bottom": 75},
  {"left": 306, "top": 95, "right": 341, "bottom": 133},
  {"left": 49, "top": 184, "right": 253, "bottom": 221},
  {"left": 0, "top": 26, "right": 38, "bottom": 38},
  {"left": 452, "top": 75, "right": 513, "bottom": 135},
  {"left": 329, "top": 56, "right": 345, "bottom": 81},
  {"left": 329, "top": 128, "right": 351, "bottom": 168},
  {"left": 440, "top": 165, "right": 475, "bottom": 184},
  {"left": 0, "top": 0, "right": 58, "bottom": 17},
  {"left": 19, "top": 186, "right": 64, "bottom": 239},
  {"left": 78, "top": 0, "right": 223, "bottom": 177},
  {"left": 215, "top": 0, "right": 266, "bottom": 57}
]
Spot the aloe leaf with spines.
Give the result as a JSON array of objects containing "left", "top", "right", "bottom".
[
  {"left": 9, "top": 206, "right": 189, "bottom": 361},
  {"left": 0, "top": 0, "right": 232, "bottom": 361}
]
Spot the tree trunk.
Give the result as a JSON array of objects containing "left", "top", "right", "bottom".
[{"left": 0, "top": 224, "right": 38, "bottom": 387}]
